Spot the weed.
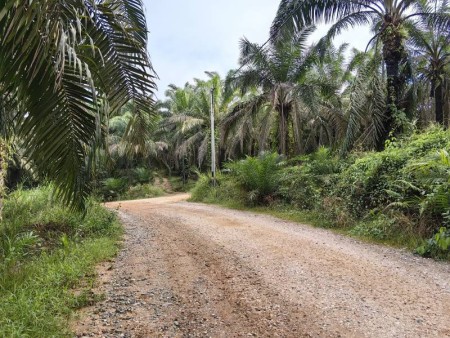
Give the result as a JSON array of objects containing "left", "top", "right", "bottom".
[
  {"left": 121, "top": 184, "right": 165, "bottom": 200},
  {"left": 0, "top": 186, "right": 122, "bottom": 336}
]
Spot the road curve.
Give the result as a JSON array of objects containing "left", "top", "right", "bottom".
[{"left": 74, "top": 194, "right": 450, "bottom": 337}]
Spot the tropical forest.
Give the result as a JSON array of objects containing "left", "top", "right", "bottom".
[{"left": 1, "top": 1, "right": 449, "bottom": 337}]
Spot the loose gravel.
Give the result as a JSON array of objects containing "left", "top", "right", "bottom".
[{"left": 73, "top": 194, "right": 450, "bottom": 337}]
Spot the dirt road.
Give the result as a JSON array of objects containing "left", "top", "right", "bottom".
[{"left": 74, "top": 195, "right": 450, "bottom": 337}]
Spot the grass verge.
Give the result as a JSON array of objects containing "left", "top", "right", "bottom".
[{"left": 0, "top": 185, "right": 123, "bottom": 337}]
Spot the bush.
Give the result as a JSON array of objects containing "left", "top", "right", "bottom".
[
  {"left": 101, "top": 177, "right": 128, "bottom": 200},
  {"left": 0, "top": 185, "right": 121, "bottom": 336},
  {"left": 335, "top": 149, "right": 407, "bottom": 216},
  {"left": 121, "top": 183, "right": 165, "bottom": 200},
  {"left": 278, "top": 147, "right": 342, "bottom": 210},
  {"left": 350, "top": 214, "right": 397, "bottom": 241},
  {"left": 226, "top": 152, "right": 283, "bottom": 204},
  {"left": 191, "top": 128, "right": 450, "bottom": 259},
  {"left": 334, "top": 127, "right": 450, "bottom": 219},
  {"left": 0, "top": 185, "right": 120, "bottom": 271},
  {"left": 278, "top": 166, "right": 320, "bottom": 209},
  {"left": 416, "top": 227, "right": 450, "bottom": 259},
  {"left": 190, "top": 173, "right": 246, "bottom": 207},
  {"left": 132, "top": 167, "right": 153, "bottom": 184}
]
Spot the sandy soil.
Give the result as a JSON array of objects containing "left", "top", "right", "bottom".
[{"left": 73, "top": 194, "right": 450, "bottom": 337}]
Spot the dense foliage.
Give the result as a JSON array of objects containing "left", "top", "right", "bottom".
[
  {"left": 1, "top": 1, "right": 449, "bottom": 209},
  {"left": 153, "top": 0, "right": 449, "bottom": 174},
  {"left": 0, "top": 0, "right": 156, "bottom": 207},
  {"left": 191, "top": 128, "right": 450, "bottom": 259},
  {"left": 0, "top": 186, "right": 121, "bottom": 336}
]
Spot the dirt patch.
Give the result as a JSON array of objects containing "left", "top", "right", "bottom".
[
  {"left": 153, "top": 177, "right": 173, "bottom": 193},
  {"left": 73, "top": 195, "right": 450, "bottom": 337}
]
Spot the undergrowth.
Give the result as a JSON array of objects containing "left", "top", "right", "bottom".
[
  {"left": 120, "top": 183, "right": 165, "bottom": 200},
  {"left": 0, "top": 185, "right": 122, "bottom": 337},
  {"left": 190, "top": 127, "right": 450, "bottom": 259}
]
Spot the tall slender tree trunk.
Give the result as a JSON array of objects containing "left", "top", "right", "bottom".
[
  {"left": 435, "top": 83, "right": 445, "bottom": 126},
  {"left": 378, "top": 21, "right": 407, "bottom": 150},
  {"left": 218, "top": 145, "right": 226, "bottom": 169},
  {"left": 0, "top": 138, "right": 7, "bottom": 220},
  {"left": 278, "top": 105, "right": 289, "bottom": 155}
]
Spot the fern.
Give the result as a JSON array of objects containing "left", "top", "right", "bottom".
[{"left": 226, "top": 152, "right": 283, "bottom": 204}]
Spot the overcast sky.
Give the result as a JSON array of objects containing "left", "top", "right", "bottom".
[{"left": 144, "top": 1, "right": 372, "bottom": 99}]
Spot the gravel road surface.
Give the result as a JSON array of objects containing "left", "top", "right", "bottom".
[{"left": 74, "top": 194, "right": 450, "bottom": 337}]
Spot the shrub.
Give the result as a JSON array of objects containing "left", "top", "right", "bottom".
[
  {"left": 278, "top": 147, "right": 342, "bottom": 210},
  {"left": 278, "top": 166, "right": 320, "bottom": 209},
  {"left": 121, "top": 184, "right": 165, "bottom": 200},
  {"left": 226, "top": 152, "right": 283, "bottom": 204},
  {"left": 337, "top": 148, "right": 410, "bottom": 217},
  {"left": 190, "top": 173, "right": 246, "bottom": 207},
  {"left": 416, "top": 227, "right": 450, "bottom": 258},
  {"left": 0, "top": 185, "right": 121, "bottom": 336},
  {"left": 335, "top": 127, "right": 450, "bottom": 218},
  {"left": 350, "top": 214, "right": 397, "bottom": 241},
  {"left": 192, "top": 128, "right": 450, "bottom": 259},
  {"left": 101, "top": 177, "right": 128, "bottom": 200},
  {"left": 132, "top": 167, "right": 153, "bottom": 184},
  {"left": 0, "top": 185, "right": 120, "bottom": 271}
]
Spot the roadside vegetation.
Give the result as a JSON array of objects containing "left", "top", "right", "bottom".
[
  {"left": 191, "top": 127, "right": 450, "bottom": 259},
  {"left": 0, "top": 1, "right": 155, "bottom": 335},
  {"left": 1, "top": 0, "right": 449, "bottom": 334},
  {"left": 175, "top": 1, "right": 450, "bottom": 260},
  {"left": 0, "top": 186, "right": 122, "bottom": 336}
]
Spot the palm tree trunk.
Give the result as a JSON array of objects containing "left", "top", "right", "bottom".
[
  {"left": 379, "top": 25, "right": 407, "bottom": 150},
  {"left": 435, "top": 83, "right": 445, "bottom": 126},
  {"left": 0, "top": 139, "right": 7, "bottom": 220},
  {"left": 218, "top": 145, "right": 226, "bottom": 169},
  {"left": 278, "top": 105, "right": 289, "bottom": 155},
  {"left": 444, "top": 82, "right": 450, "bottom": 128}
]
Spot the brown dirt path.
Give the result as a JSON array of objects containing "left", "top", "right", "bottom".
[{"left": 73, "top": 195, "right": 450, "bottom": 337}]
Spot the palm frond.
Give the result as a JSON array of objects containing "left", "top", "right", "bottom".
[{"left": 0, "top": 0, "right": 156, "bottom": 208}]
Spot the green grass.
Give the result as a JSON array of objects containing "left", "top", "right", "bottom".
[
  {"left": 121, "top": 183, "right": 165, "bottom": 200},
  {"left": 0, "top": 185, "right": 123, "bottom": 337}
]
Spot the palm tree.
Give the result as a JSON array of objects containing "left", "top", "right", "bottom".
[
  {"left": 272, "top": 0, "right": 450, "bottom": 149},
  {"left": 106, "top": 104, "right": 163, "bottom": 170},
  {"left": 160, "top": 73, "right": 231, "bottom": 170},
  {"left": 407, "top": 4, "right": 450, "bottom": 126},
  {"left": 298, "top": 43, "right": 350, "bottom": 153},
  {"left": 225, "top": 28, "right": 329, "bottom": 156},
  {"left": 0, "top": 0, "right": 156, "bottom": 207},
  {"left": 342, "top": 50, "right": 388, "bottom": 152},
  {"left": 220, "top": 88, "right": 272, "bottom": 160}
]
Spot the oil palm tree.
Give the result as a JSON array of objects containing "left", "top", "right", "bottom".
[
  {"left": 407, "top": 3, "right": 450, "bottom": 126},
  {"left": 0, "top": 0, "right": 156, "bottom": 207},
  {"left": 220, "top": 87, "right": 273, "bottom": 160},
  {"left": 299, "top": 43, "right": 350, "bottom": 153},
  {"left": 161, "top": 73, "right": 231, "bottom": 170},
  {"left": 106, "top": 104, "right": 163, "bottom": 169},
  {"left": 342, "top": 50, "right": 387, "bottom": 152},
  {"left": 272, "top": 0, "right": 450, "bottom": 149},
  {"left": 225, "top": 28, "right": 332, "bottom": 156}
]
